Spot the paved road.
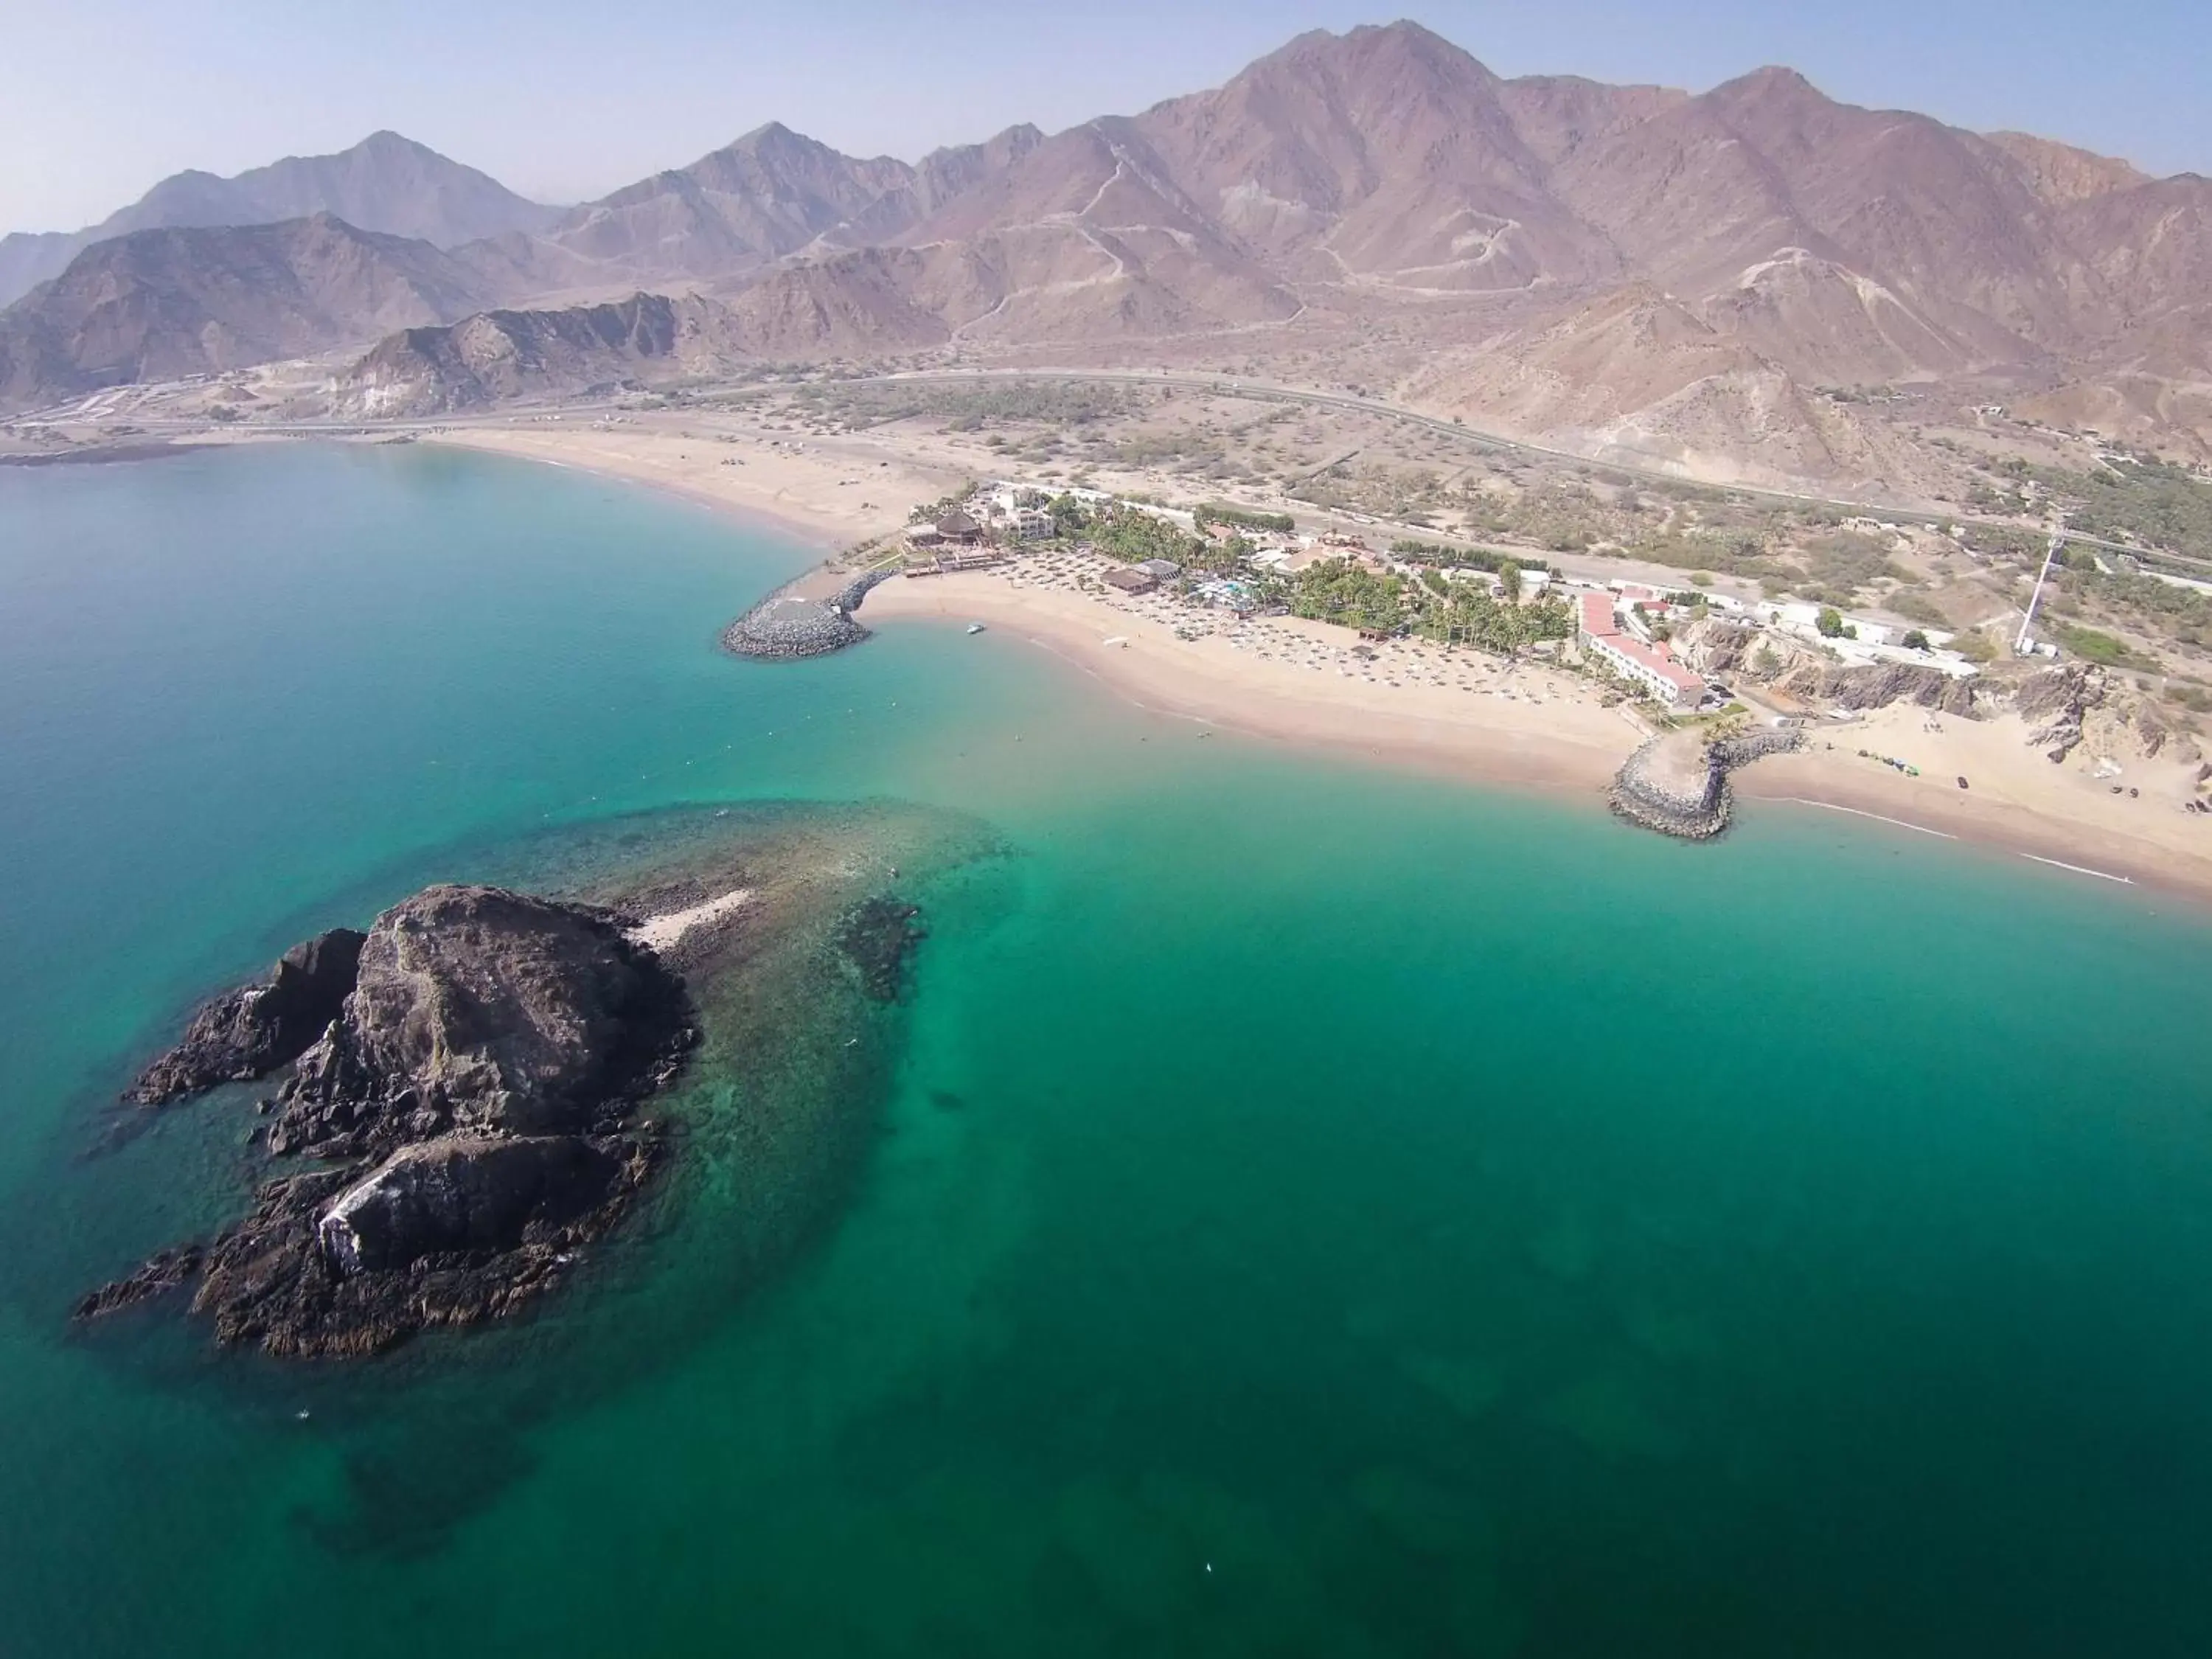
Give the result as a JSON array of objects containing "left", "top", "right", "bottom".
[
  {"left": 35, "top": 364, "right": 2211, "bottom": 574},
  {"left": 852, "top": 368, "right": 2212, "bottom": 571}
]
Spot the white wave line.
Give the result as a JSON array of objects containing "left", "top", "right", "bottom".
[
  {"left": 1783, "top": 798, "right": 1956, "bottom": 839},
  {"left": 2020, "top": 854, "right": 2134, "bottom": 884}
]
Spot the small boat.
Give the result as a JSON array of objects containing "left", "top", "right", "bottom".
[
  {"left": 967, "top": 622, "right": 986, "bottom": 635},
  {"left": 1102, "top": 636, "right": 1129, "bottom": 648}
]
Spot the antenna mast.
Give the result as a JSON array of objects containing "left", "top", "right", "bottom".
[{"left": 2015, "top": 532, "right": 2065, "bottom": 655}]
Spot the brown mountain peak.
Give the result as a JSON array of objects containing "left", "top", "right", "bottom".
[
  {"left": 1705, "top": 63, "right": 1837, "bottom": 120},
  {"left": 1247, "top": 16, "right": 1500, "bottom": 91}
]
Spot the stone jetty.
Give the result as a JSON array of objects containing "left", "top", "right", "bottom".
[
  {"left": 722, "top": 568, "right": 896, "bottom": 661},
  {"left": 1610, "top": 726, "right": 1804, "bottom": 840}
]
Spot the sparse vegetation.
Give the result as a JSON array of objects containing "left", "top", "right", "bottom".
[{"left": 2058, "top": 624, "right": 2156, "bottom": 670}]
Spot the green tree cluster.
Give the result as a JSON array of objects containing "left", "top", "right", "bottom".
[
  {"left": 1290, "top": 558, "right": 1405, "bottom": 633},
  {"left": 1196, "top": 503, "right": 1295, "bottom": 534},
  {"left": 1389, "top": 540, "right": 1554, "bottom": 576}
]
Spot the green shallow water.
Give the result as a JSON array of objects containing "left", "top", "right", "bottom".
[{"left": 4, "top": 443, "right": 2212, "bottom": 1657}]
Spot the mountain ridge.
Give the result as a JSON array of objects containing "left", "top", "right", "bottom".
[
  {"left": 11, "top": 22, "right": 2212, "bottom": 468},
  {"left": 0, "top": 215, "right": 498, "bottom": 408},
  {"left": 0, "top": 132, "right": 558, "bottom": 307}
]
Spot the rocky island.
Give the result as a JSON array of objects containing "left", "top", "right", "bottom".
[{"left": 80, "top": 884, "right": 698, "bottom": 1357}]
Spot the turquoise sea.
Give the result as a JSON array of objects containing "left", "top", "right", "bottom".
[{"left": 4, "top": 442, "right": 2212, "bottom": 1657}]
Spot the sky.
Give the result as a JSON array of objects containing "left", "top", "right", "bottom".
[{"left": 5, "top": 0, "right": 2209, "bottom": 234}]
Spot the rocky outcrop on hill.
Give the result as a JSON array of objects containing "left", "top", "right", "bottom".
[
  {"left": 1682, "top": 618, "right": 1978, "bottom": 716},
  {"left": 126, "top": 927, "right": 365, "bottom": 1104},
  {"left": 80, "top": 884, "right": 696, "bottom": 1357},
  {"left": 334, "top": 254, "right": 953, "bottom": 415},
  {"left": 2011, "top": 662, "right": 2191, "bottom": 767},
  {"left": 2018, "top": 663, "right": 2100, "bottom": 760},
  {"left": 1776, "top": 659, "right": 1978, "bottom": 717},
  {"left": 339, "top": 293, "right": 715, "bottom": 416}
]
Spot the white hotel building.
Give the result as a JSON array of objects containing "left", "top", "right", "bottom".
[{"left": 1576, "top": 592, "right": 1705, "bottom": 708}]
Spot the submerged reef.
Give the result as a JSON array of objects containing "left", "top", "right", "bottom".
[{"left": 75, "top": 802, "right": 990, "bottom": 1360}]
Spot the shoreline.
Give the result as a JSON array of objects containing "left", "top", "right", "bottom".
[
  {"left": 863, "top": 570, "right": 2212, "bottom": 908},
  {"left": 413, "top": 425, "right": 961, "bottom": 553},
  {"left": 866, "top": 566, "right": 1641, "bottom": 800},
  {"left": 224, "top": 425, "right": 2212, "bottom": 909},
  {"left": 1736, "top": 761, "right": 2209, "bottom": 903}
]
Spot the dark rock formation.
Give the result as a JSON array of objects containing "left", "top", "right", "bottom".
[
  {"left": 2018, "top": 662, "right": 2098, "bottom": 760},
  {"left": 268, "top": 885, "right": 692, "bottom": 1159},
  {"left": 1779, "top": 660, "right": 1978, "bottom": 717},
  {"left": 69, "top": 1243, "right": 205, "bottom": 1321},
  {"left": 80, "top": 884, "right": 696, "bottom": 1357},
  {"left": 722, "top": 568, "right": 896, "bottom": 660},
  {"left": 127, "top": 927, "right": 366, "bottom": 1104},
  {"left": 317, "top": 1134, "right": 622, "bottom": 1272},
  {"left": 836, "top": 897, "right": 925, "bottom": 1001},
  {"left": 1686, "top": 619, "right": 1977, "bottom": 717},
  {"left": 1610, "top": 726, "right": 1804, "bottom": 839}
]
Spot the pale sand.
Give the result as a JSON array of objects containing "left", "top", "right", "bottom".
[
  {"left": 391, "top": 422, "right": 2212, "bottom": 904},
  {"left": 1741, "top": 704, "right": 2212, "bottom": 900},
  {"left": 869, "top": 571, "right": 2212, "bottom": 903},
  {"left": 629, "top": 888, "right": 753, "bottom": 951},
  {"left": 425, "top": 423, "right": 966, "bottom": 550},
  {"left": 866, "top": 569, "right": 1644, "bottom": 794}
]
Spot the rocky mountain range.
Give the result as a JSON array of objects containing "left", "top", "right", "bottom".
[
  {"left": 0, "top": 131, "right": 557, "bottom": 308},
  {"left": 0, "top": 215, "right": 496, "bottom": 407},
  {"left": 7, "top": 21, "right": 2211, "bottom": 471}
]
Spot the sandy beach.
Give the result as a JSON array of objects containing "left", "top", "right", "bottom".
[
  {"left": 386, "top": 420, "right": 2212, "bottom": 903},
  {"left": 869, "top": 567, "right": 2212, "bottom": 902},
  {"left": 867, "top": 566, "right": 1646, "bottom": 793},
  {"left": 423, "top": 421, "right": 967, "bottom": 551},
  {"left": 1741, "top": 707, "right": 2212, "bottom": 899}
]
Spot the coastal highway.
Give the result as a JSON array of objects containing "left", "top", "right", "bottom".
[
  {"left": 35, "top": 365, "right": 2212, "bottom": 574},
  {"left": 847, "top": 368, "right": 2212, "bottom": 573}
]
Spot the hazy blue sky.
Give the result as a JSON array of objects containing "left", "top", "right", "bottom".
[{"left": 7, "top": 0, "right": 2208, "bottom": 233}]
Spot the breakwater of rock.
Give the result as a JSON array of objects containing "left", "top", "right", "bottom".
[
  {"left": 722, "top": 568, "right": 895, "bottom": 660},
  {"left": 1610, "top": 726, "right": 1804, "bottom": 840}
]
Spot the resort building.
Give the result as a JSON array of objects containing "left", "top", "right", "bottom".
[
  {"left": 1101, "top": 566, "right": 1157, "bottom": 594},
  {"left": 1197, "top": 578, "right": 1258, "bottom": 611},
  {"left": 1578, "top": 591, "right": 1705, "bottom": 707},
  {"left": 1137, "top": 559, "right": 1183, "bottom": 580}
]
